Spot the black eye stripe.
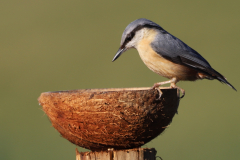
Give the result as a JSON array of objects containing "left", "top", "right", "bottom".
[
  {"left": 126, "top": 33, "right": 135, "bottom": 41},
  {"left": 121, "top": 24, "right": 164, "bottom": 49}
]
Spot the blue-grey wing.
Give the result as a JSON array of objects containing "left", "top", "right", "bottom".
[{"left": 151, "top": 31, "right": 212, "bottom": 71}]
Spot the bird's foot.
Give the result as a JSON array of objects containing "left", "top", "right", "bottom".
[
  {"left": 170, "top": 83, "right": 185, "bottom": 98},
  {"left": 151, "top": 79, "right": 176, "bottom": 99},
  {"left": 151, "top": 83, "right": 163, "bottom": 99}
]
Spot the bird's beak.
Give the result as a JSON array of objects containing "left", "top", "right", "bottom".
[{"left": 112, "top": 47, "right": 127, "bottom": 62}]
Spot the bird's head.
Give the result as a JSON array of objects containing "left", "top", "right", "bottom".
[{"left": 112, "top": 18, "right": 163, "bottom": 62}]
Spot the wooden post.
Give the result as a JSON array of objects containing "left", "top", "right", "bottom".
[{"left": 76, "top": 148, "right": 157, "bottom": 160}]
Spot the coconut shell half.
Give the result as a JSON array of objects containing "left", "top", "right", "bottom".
[{"left": 38, "top": 87, "right": 180, "bottom": 151}]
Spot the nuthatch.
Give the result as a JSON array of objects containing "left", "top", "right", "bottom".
[{"left": 112, "top": 18, "right": 236, "bottom": 98}]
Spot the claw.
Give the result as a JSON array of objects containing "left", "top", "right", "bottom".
[
  {"left": 170, "top": 83, "right": 185, "bottom": 98},
  {"left": 180, "top": 91, "right": 185, "bottom": 98},
  {"left": 151, "top": 83, "right": 163, "bottom": 99}
]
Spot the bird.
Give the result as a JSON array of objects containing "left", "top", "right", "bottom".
[{"left": 112, "top": 18, "right": 236, "bottom": 98}]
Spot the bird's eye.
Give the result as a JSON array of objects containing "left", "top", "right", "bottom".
[{"left": 126, "top": 33, "right": 135, "bottom": 41}]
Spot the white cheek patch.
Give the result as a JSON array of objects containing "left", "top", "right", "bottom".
[{"left": 126, "top": 29, "right": 146, "bottom": 49}]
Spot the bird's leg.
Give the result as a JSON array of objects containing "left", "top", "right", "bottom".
[
  {"left": 170, "top": 82, "right": 185, "bottom": 98},
  {"left": 151, "top": 78, "right": 177, "bottom": 99}
]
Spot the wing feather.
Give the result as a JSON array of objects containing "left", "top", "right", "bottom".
[{"left": 151, "top": 32, "right": 215, "bottom": 74}]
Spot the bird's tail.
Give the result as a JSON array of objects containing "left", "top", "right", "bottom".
[{"left": 211, "top": 68, "right": 237, "bottom": 91}]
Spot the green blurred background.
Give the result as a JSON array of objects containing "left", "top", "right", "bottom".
[{"left": 1, "top": 1, "right": 239, "bottom": 159}]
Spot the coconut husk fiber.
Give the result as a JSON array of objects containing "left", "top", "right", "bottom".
[{"left": 38, "top": 87, "right": 180, "bottom": 151}]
